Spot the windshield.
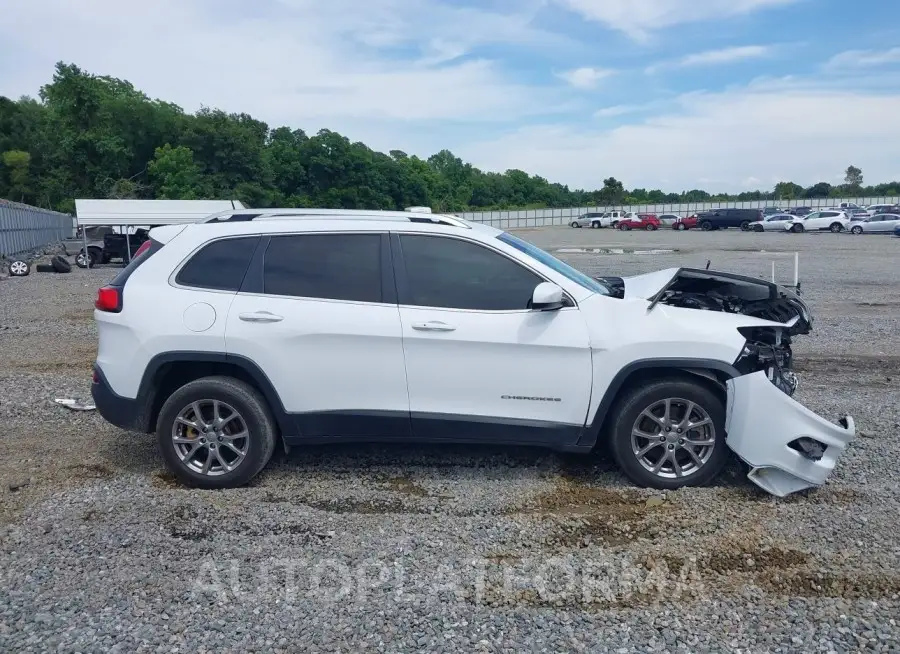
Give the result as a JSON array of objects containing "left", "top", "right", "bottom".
[{"left": 496, "top": 232, "right": 611, "bottom": 296}]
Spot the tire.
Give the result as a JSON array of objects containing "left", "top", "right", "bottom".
[
  {"left": 35, "top": 264, "right": 55, "bottom": 273},
  {"left": 608, "top": 377, "right": 727, "bottom": 490},
  {"left": 621, "top": 224, "right": 631, "bottom": 231},
  {"left": 700, "top": 221, "right": 713, "bottom": 231},
  {"left": 646, "top": 224, "right": 657, "bottom": 231},
  {"left": 791, "top": 223, "right": 804, "bottom": 233},
  {"left": 740, "top": 221, "right": 750, "bottom": 231},
  {"left": 611, "top": 221, "right": 619, "bottom": 229},
  {"left": 76, "top": 249, "right": 99, "bottom": 268},
  {"left": 8, "top": 260, "right": 30, "bottom": 277},
  {"left": 156, "top": 376, "right": 277, "bottom": 489},
  {"left": 829, "top": 222, "right": 843, "bottom": 233},
  {"left": 591, "top": 221, "right": 601, "bottom": 229},
  {"left": 676, "top": 223, "right": 686, "bottom": 231},
  {"left": 753, "top": 224, "right": 764, "bottom": 232},
  {"left": 51, "top": 255, "right": 71, "bottom": 274},
  {"left": 570, "top": 221, "right": 579, "bottom": 228},
  {"left": 851, "top": 225, "right": 863, "bottom": 235}
]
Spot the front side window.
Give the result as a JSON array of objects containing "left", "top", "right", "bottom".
[
  {"left": 176, "top": 236, "right": 260, "bottom": 291},
  {"left": 399, "top": 235, "right": 542, "bottom": 311},
  {"left": 263, "top": 233, "right": 382, "bottom": 303},
  {"left": 497, "top": 232, "right": 611, "bottom": 296}
]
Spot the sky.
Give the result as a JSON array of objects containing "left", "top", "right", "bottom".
[{"left": 2, "top": 0, "right": 900, "bottom": 193}]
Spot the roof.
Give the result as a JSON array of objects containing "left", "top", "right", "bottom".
[{"left": 74, "top": 199, "right": 246, "bottom": 226}]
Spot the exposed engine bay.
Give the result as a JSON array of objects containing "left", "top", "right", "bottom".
[{"left": 596, "top": 267, "right": 812, "bottom": 398}]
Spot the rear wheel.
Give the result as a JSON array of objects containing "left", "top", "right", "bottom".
[
  {"left": 621, "top": 223, "right": 631, "bottom": 231},
  {"left": 851, "top": 225, "right": 863, "bottom": 235},
  {"left": 753, "top": 224, "right": 764, "bottom": 232},
  {"left": 570, "top": 221, "right": 580, "bottom": 228},
  {"left": 156, "top": 376, "right": 277, "bottom": 489},
  {"left": 608, "top": 377, "right": 727, "bottom": 490},
  {"left": 591, "top": 221, "right": 601, "bottom": 228},
  {"left": 791, "top": 223, "right": 804, "bottom": 233},
  {"left": 700, "top": 221, "right": 713, "bottom": 231},
  {"left": 646, "top": 224, "right": 657, "bottom": 231},
  {"left": 76, "top": 248, "right": 99, "bottom": 268},
  {"left": 676, "top": 223, "right": 686, "bottom": 231},
  {"left": 829, "top": 222, "right": 843, "bottom": 233}
]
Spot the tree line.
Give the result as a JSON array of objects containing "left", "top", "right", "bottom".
[{"left": 1, "top": 63, "right": 897, "bottom": 215}]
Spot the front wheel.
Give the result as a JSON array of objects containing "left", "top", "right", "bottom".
[
  {"left": 570, "top": 221, "right": 579, "bottom": 228},
  {"left": 791, "top": 223, "right": 804, "bottom": 233},
  {"left": 829, "top": 222, "right": 843, "bottom": 233},
  {"left": 156, "top": 376, "right": 277, "bottom": 489},
  {"left": 676, "top": 223, "right": 686, "bottom": 231},
  {"left": 646, "top": 224, "right": 657, "bottom": 231},
  {"left": 851, "top": 225, "right": 863, "bottom": 235},
  {"left": 608, "top": 377, "right": 727, "bottom": 490},
  {"left": 591, "top": 221, "right": 601, "bottom": 229},
  {"left": 76, "top": 249, "right": 99, "bottom": 268},
  {"left": 740, "top": 221, "right": 750, "bottom": 231},
  {"left": 620, "top": 223, "right": 631, "bottom": 231},
  {"left": 700, "top": 221, "right": 713, "bottom": 231},
  {"left": 753, "top": 224, "right": 764, "bottom": 232}
]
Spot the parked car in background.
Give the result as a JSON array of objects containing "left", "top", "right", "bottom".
[
  {"left": 870, "top": 204, "right": 900, "bottom": 215},
  {"left": 570, "top": 212, "right": 606, "bottom": 228},
  {"left": 849, "top": 213, "right": 900, "bottom": 234},
  {"left": 788, "top": 207, "right": 813, "bottom": 216},
  {"left": 696, "top": 208, "right": 764, "bottom": 231},
  {"left": 797, "top": 210, "right": 850, "bottom": 233},
  {"left": 750, "top": 213, "right": 802, "bottom": 232},
  {"left": 847, "top": 208, "right": 870, "bottom": 219},
  {"left": 672, "top": 215, "right": 699, "bottom": 230},
  {"left": 837, "top": 202, "right": 862, "bottom": 213},
  {"left": 618, "top": 214, "right": 661, "bottom": 230},
  {"left": 656, "top": 214, "right": 681, "bottom": 226},
  {"left": 762, "top": 207, "right": 784, "bottom": 216}
]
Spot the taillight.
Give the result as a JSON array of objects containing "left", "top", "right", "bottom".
[{"left": 95, "top": 286, "right": 122, "bottom": 312}]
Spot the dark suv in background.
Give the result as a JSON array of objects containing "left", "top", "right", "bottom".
[{"left": 696, "top": 208, "right": 764, "bottom": 231}]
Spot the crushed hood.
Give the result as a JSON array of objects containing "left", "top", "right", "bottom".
[{"left": 595, "top": 267, "right": 812, "bottom": 336}]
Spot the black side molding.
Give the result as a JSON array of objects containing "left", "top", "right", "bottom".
[{"left": 577, "top": 358, "right": 740, "bottom": 449}]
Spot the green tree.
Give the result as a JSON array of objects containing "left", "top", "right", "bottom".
[
  {"left": 844, "top": 165, "right": 863, "bottom": 188},
  {"left": 774, "top": 181, "right": 803, "bottom": 200},
  {"left": 804, "top": 182, "right": 832, "bottom": 198},
  {"left": 148, "top": 144, "right": 201, "bottom": 199},
  {"left": 596, "top": 177, "right": 625, "bottom": 204},
  {"left": 1, "top": 150, "right": 32, "bottom": 200}
]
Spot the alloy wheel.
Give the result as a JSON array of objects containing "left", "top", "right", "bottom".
[
  {"left": 630, "top": 398, "right": 716, "bottom": 479},
  {"left": 171, "top": 399, "right": 250, "bottom": 476},
  {"left": 9, "top": 261, "right": 28, "bottom": 275}
]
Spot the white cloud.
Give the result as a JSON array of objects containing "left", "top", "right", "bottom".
[
  {"left": 557, "top": 67, "right": 616, "bottom": 89},
  {"left": 825, "top": 47, "right": 900, "bottom": 70},
  {"left": 458, "top": 83, "right": 900, "bottom": 192},
  {"left": 646, "top": 45, "right": 773, "bottom": 73},
  {"left": 595, "top": 104, "right": 642, "bottom": 117},
  {"left": 552, "top": 0, "right": 798, "bottom": 40},
  {"left": 0, "top": 0, "right": 567, "bottom": 130}
]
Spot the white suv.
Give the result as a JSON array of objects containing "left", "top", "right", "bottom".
[{"left": 91, "top": 208, "right": 855, "bottom": 496}]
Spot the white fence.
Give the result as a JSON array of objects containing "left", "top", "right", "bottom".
[{"left": 457, "top": 197, "right": 900, "bottom": 229}]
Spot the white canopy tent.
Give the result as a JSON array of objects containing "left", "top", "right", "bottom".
[{"left": 74, "top": 199, "right": 247, "bottom": 227}]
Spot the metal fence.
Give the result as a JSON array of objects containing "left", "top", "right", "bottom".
[
  {"left": 457, "top": 196, "right": 900, "bottom": 229},
  {"left": 0, "top": 199, "right": 73, "bottom": 258}
]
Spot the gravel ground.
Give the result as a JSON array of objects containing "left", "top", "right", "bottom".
[{"left": 1, "top": 229, "right": 898, "bottom": 653}]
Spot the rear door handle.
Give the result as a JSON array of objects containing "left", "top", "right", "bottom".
[
  {"left": 411, "top": 320, "right": 456, "bottom": 332},
  {"left": 239, "top": 311, "right": 283, "bottom": 323}
]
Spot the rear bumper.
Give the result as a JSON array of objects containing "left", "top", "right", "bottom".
[
  {"left": 725, "top": 371, "right": 856, "bottom": 497},
  {"left": 91, "top": 365, "right": 144, "bottom": 432}
]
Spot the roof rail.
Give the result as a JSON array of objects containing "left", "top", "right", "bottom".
[{"left": 200, "top": 208, "right": 470, "bottom": 228}]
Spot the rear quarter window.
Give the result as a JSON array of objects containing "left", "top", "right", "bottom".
[{"left": 175, "top": 236, "right": 261, "bottom": 291}]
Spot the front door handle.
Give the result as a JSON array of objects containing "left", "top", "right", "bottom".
[
  {"left": 411, "top": 320, "right": 456, "bottom": 332},
  {"left": 239, "top": 311, "right": 284, "bottom": 323}
]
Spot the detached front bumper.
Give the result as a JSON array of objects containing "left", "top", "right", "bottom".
[{"left": 725, "top": 371, "right": 856, "bottom": 497}]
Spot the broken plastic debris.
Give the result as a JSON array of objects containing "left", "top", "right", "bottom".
[{"left": 54, "top": 398, "right": 96, "bottom": 411}]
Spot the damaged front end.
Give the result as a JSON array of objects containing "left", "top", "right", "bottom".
[{"left": 597, "top": 267, "right": 856, "bottom": 497}]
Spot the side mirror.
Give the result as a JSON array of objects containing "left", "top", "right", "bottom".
[{"left": 531, "top": 282, "right": 564, "bottom": 311}]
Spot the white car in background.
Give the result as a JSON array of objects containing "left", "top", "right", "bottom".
[
  {"left": 796, "top": 210, "right": 851, "bottom": 233},
  {"left": 656, "top": 214, "right": 681, "bottom": 226},
  {"left": 749, "top": 213, "right": 803, "bottom": 232},
  {"left": 864, "top": 204, "right": 898, "bottom": 215}
]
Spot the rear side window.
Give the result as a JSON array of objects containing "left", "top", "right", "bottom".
[
  {"left": 263, "top": 233, "right": 382, "bottom": 303},
  {"left": 176, "top": 236, "right": 259, "bottom": 291}
]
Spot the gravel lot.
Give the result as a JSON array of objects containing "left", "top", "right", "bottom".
[{"left": 1, "top": 228, "right": 898, "bottom": 653}]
